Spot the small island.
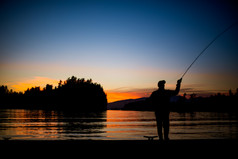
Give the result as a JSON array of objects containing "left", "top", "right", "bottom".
[{"left": 0, "top": 76, "right": 108, "bottom": 111}]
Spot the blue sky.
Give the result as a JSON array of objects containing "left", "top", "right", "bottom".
[{"left": 1, "top": 0, "right": 238, "bottom": 102}]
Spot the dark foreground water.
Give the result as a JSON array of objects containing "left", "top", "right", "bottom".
[{"left": 0, "top": 109, "right": 238, "bottom": 140}]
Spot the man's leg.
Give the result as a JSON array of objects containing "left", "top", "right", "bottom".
[
  {"left": 163, "top": 113, "right": 170, "bottom": 140},
  {"left": 155, "top": 112, "right": 163, "bottom": 140}
]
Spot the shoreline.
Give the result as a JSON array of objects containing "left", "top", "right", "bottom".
[
  {"left": 1, "top": 138, "right": 237, "bottom": 146},
  {"left": 1, "top": 139, "right": 237, "bottom": 156}
]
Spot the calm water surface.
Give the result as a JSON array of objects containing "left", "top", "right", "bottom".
[{"left": 0, "top": 109, "right": 238, "bottom": 140}]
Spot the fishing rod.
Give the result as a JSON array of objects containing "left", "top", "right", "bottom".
[{"left": 181, "top": 21, "right": 238, "bottom": 79}]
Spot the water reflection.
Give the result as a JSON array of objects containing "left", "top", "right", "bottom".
[
  {"left": 0, "top": 109, "right": 238, "bottom": 140},
  {"left": 170, "top": 112, "right": 238, "bottom": 139},
  {"left": 105, "top": 110, "right": 157, "bottom": 140},
  {"left": 58, "top": 111, "right": 107, "bottom": 139},
  {"left": 0, "top": 109, "right": 107, "bottom": 140}
]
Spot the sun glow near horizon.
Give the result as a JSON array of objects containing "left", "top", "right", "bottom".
[
  {"left": 3, "top": 75, "right": 147, "bottom": 103},
  {"left": 3, "top": 75, "right": 236, "bottom": 104},
  {"left": 7, "top": 76, "right": 59, "bottom": 92}
]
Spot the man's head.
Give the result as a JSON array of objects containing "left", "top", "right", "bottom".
[{"left": 158, "top": 80, "right": 166, "bottom": 90}]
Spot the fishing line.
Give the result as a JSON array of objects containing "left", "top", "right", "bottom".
[{"left": 181, "top": 21, "right": 238, "bottom": 79}]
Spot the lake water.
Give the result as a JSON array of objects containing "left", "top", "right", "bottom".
[{"left": 0, "top": 109, "right": 238, "bottom": 140}]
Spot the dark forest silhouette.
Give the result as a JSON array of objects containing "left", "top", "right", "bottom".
[
  {"left": 123, "top": 89, "right": 238, "bottom": 112},
  {"left": 0, "top": 76, "right": 107, "bottom": 111}
]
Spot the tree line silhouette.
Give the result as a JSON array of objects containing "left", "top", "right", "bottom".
[
  {"left": 0, "top": 76, "right": 107, "bottom": 111},
  {"left": 123, "top": 89, "right": 238, "bottom": 112},
  {"left": 1, "top": 77, "right": 238, "bottom": 112}
]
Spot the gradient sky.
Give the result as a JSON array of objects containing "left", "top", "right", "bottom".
[{"left": 1, "top": 0, "right": 238, "bottom": 102}]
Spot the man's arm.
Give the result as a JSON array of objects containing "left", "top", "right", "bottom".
[{"left": 174, "top": 78, "right": 182, "bottom": 95}]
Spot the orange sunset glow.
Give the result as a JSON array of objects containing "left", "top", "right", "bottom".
[
  {"left": 8, "top": 77, "right": 59, "bottom": 92},
  {"left": 5, "top": 76, "right": 147, "bottom": 103},
  {"left": 4, "top": 75, "right": 236, "bottom": 103},
  {"left": 106, "top": 91, "right": 145, "bottom": 103}
]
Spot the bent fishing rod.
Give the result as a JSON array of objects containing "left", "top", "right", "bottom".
[{"left": 180, "top": 21, "right": 238, "bottom": 79}]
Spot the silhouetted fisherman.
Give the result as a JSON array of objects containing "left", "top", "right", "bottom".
[{"left": 150, "top": 78, "right": 182, "bottom": 141}]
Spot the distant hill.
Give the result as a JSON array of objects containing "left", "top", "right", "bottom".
[
  {"left": 107, "top": 98, "right": 148, "bottom": 110},
  {"left": 111, "top": 92, "right": 238, "bottom": 112}
]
